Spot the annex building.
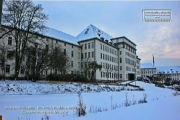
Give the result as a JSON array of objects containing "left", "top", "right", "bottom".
[
  {"left": 141, "top": 63, "right": 180, "bottom": 81},
  {"left": 0, "top": 24, "right": 141, "bottom": 81}
]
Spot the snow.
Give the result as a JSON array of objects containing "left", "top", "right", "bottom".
[
  {"left": 156, "top": 66, "right": 180, "bottom": 74},
  {"left": 0, "top": 80, "right": 180, "bottom": 120},
  {"left": 44, "top": 27, "right": 79, "bottom": 45},
  {"left": 76, "top": 24, "right": 113, "bottom": 41}
]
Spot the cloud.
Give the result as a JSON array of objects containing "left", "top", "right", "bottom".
[{"left": 131, "top": 18, "right": 180, "bottom": 64}]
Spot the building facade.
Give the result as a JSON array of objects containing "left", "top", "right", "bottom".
[{"left": 0, "top": 24, "right": 141, "bottom": 81}]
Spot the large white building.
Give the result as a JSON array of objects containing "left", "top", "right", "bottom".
[{"left": 0, "top": 24, "right": 141, "bottom": 81}]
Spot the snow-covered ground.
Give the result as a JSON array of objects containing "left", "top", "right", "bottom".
[{"left": 0, "top": 80, "right": 180, "bottom": 120}]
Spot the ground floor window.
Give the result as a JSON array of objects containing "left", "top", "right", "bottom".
[
  {"left": 20, "top": 66, "right": 24, "bottom": 74},
  {"left": 6, "top": 65, "right": 10, "bottom": 73}
]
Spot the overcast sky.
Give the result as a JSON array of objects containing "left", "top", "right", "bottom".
[{"left": 34, "top": 1, "right": 180, "bottom": 66}]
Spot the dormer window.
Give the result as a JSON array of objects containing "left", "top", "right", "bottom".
[{"left": 84, "top": 29, "right": 89, "bottom": 34}]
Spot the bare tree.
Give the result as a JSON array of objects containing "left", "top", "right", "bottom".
[
  {"left": 82, "top": 57, "right": 91, "bottom": 80},
  {"left": 89, "top": 61, "right": 102, "bottom": 81},
  {"left": 0, "top": 41, "right": 7, "bottom": 80},
  {"left": 2, "top": 0, "right": 48, "bottom": 79},
  {"left": 51, "top": 45, "right": 70, "bottom": 75},
  {"left": 23, "top": 42, "right": 51, "bottom": 81}
]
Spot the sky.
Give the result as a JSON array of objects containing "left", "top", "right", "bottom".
[{"left": 33, "top": 1, "right": 180, "bottom": 66}]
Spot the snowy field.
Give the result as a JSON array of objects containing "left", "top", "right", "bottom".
[{"left": 0, "top": 80, "right": 180, "bottom": 120}]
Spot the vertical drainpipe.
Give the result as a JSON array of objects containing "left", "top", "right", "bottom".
[
  {"left": 117, "top": 47, "right": 120, "bottom": 81},
  {"left": 94, "top": 39, "right": 96, "bottom": 80},
  {"left": 0, "top": 0, "right": 3, "bottom": 32},
  {"left": 79, "top": 43, "right": 82, "bottom": 76}
]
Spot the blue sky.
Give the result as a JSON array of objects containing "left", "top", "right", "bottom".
[{"left": 34, "top": 1, "right": 180, "bottom": 66}]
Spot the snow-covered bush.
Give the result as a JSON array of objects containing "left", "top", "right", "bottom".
[
  {"left": 76, "top": 91, "right": 86, "bottom": 117},
  {"left": 138, "top": 93, "right": 147, "bottom": 104},
  {"left": 124, "top": 93, "right": 131, "bottom": 107}
]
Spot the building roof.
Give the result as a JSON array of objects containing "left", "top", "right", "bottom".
[
  {"left": 141, "top": 63, "right": 155, "bottom": 69},
  {"left": 44, "top": 27, "right": 79, "bottom": 45},
  {"left": 76, "top": 24, "right": 113, "bottom": 41},
  {"left": 156, "top": 66, "right": 180, "bottom": 74}
]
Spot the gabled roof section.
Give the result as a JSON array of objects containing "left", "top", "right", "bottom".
[
  {"left": 76, "top": 24, "right": 113, "bottom": 41},
  {"left": 44, "top": 27, "right": 79, "bottom": 45}
]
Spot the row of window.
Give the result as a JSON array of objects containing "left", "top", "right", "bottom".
[
  {"left": 100, "top": 72, "right": 121, "bottom": 79},
  {"left": 81, "top": 42, "right": 94, "bottom": 49},
  {"left": 125, "top": 44, "right": 136, "bottom": 54},
  {"left": 100, "top": 53, "right": 117, "bottom": 63},
  {"left": 118, "top": 43, "right": 136, "bottom": 54},
  {"left": 125, "top": 58, "right": 135, "bottom": 66},
  {"left": 100, "top": 62, "right": 118, "bottom": 71},
  {"left": 100, "top": 44, "right": 117, "bottom": 55},
  {"left": 81, "top": 52, "right": 94, "bottom": 59},
  {"left": 141, "top": 71, "right": 155, "bottom": 74},
  {"left": 125, "top": 51, "right": 135, "bottom": 59}
]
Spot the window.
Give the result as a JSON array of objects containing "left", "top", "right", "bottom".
[
  {"left": 120, "top": 66, "right": 122, "bottom": 70},
  {"left": 88, "top": 43, "right": 90, "bottom": 49},
  {"left": 64, "top": 49, "right": 66, "bottom": 55},
  {"left": 120, "top": 57, "right": 122, "bottom": 63},
  {"left": 72, "top": 45, "right": 73, "bottom": 48},
  {"left": 92, "top": 42, "right": 94, "bottom": 48},
  {"left": 6, "top": 65, "right": 10, "bottom": 73},
  {"left": 100, "top": 53, "right": 102, "bottom": 59},
  {"left": 88, "top": 52, "right": 90, "bottom": 58},
  {"left": 85, "top": 44, "right": 87, "bottom": 49},
  {"left": 81, "top": 62, "right": 83, "bottom": 68},
  {"left": 71, "top": 51, "right": 73, "bottom": 57},
  {"left": 120, "top": 51, "right": 121, "bottom": 55},
  {"left": 8, "top": 37, "right": 12, "bottom": 45},
  {"left": 85, "top": 52, "right": 87, "bottom": 58},
  {"left": 7, "top": 51, "right": 11, "bottom": 59},
  {"left": 7, "top": 51, "right": 14, "bottom": 59},
  {"left": 20, "top": 66, "right": 24, "bottom": 74},
  {"left": 81, "top": 53, "right": 83, "bottom": 59},
  {"left": 45, "top": 70, "right": 48, "bottom": 76},
  {"left": 71, "top": 61, "right": 73, "bottom": 67},
  {"left": 92, "top": 51, "right": 94, "bottom": 58},
  {"left": 78, "top": 62, "right": 80, "bottom": 68},
  {"left": 100, "top": 44, "right": 102, "bottom": 50},
  {"left": 78, "top": 53, "right": 80, "bottom": 59},
  {"left": 55, "top": 69, "right": 57, "bottom": 74},
  {"left": 64, "top": 43, "right": 66, "bottom": 46},
  {"left": 120, "top": 74, "right": 122, "bottom": 79}
]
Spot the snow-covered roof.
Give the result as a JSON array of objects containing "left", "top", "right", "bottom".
[
  {"left": 156, "top": 66, "right": 180, "bottom": 74},
  {"left": 141, "top": 63, "right": 155, "bottom": 69},
  {"left": 44, "top": 27, "right": 79, "bottom": 45},
  {"left": 76, "top": 24, "right": 113, "bottom": 41}
]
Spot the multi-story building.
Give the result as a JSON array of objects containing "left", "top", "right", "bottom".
[{"left": 0, "top": 24, "right": 141, "bottom": 81}]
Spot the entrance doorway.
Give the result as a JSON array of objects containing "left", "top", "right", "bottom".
[{"left": 128, "top": 73, "right": 135, "bottom": 80}]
